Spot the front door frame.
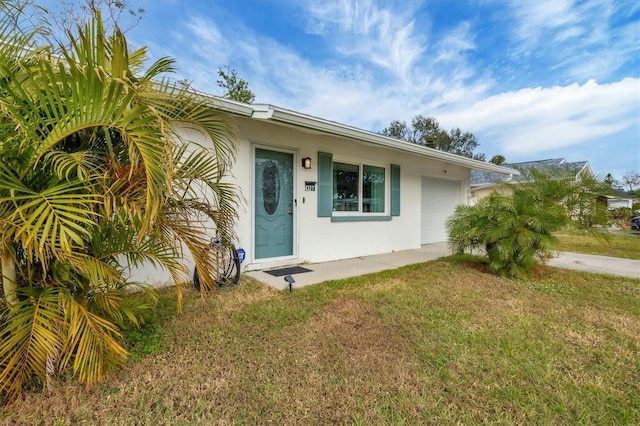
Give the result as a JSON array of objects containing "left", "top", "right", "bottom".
[{"left": 252, "top": 144, "right": 297, "bottom": 264}]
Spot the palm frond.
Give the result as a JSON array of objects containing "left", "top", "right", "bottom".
[
  {"left": 44, "top": 150, "right": 104, "bottom": 182},
  {"left": 1, "top": 8, "right": 241, "bottom": 402},
  {"left": 0, "top": 176, "right": 101, "bottom": 257},
  {"left": 89, "top": 285, "right": 158, "bottom": 328},
  {"left": 59, "top": 293, "right": 128, "bottom": 385},
  {"left": 0, "top": 287, "right": 64, "bottom": 400}
]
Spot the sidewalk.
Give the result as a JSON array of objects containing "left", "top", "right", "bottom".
[
  {"left": 246, "top": 244, "right": 640, "bottom": 291},
  {"left": 245, "top": 242, "right": 449, "bottom": 290}
]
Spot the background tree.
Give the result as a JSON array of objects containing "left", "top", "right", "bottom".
[
  {"left": 381, "top": 115, "right": 485, "bottom": 160},
  {"left": 489, "top": 155, "right": 506, "bottom": 165},
  {"left": 447, "top": 167, "right": 610, "bottom": 277},
  {"left": 620, "top": 172, "right": 640, "bottom": 197},
  {"left": 64, "top": 0, "right": 144, "bottom": 30},
  {"left": 604, "top": 173, "right": 617, "bottom": 186},
  {"left": 381, "top": 119, "right": 411, "bottom": 141},
  {"left": 0, "top": 5, "right": 239, "bottom": 401},
  {"left": 217, "top": 66, "right": 255, "bottom": 103},
  {"left": 15, "top": 0, "right": 145, "bottom": 36},
  {"left": 447, "top": 128, "right": 485, "bottom": 161}
]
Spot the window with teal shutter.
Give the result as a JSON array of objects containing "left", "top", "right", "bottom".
[
  {"left": 391, "top": 164, "right": 400, "bottom": 216},
  {"left": 318, "top": 152, "right": 400, "bottom": 220},
  {"left": 317, "top": 152, "right": 333, "bottom": 217}
]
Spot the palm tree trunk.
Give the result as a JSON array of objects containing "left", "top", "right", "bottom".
[
  {"left": 45, "top": 339, "right": 60, "bottom": 393},
  {"left": 1, "top": 248, "right": 18, "bottom": 305}
]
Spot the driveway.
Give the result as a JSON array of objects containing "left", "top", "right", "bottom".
[{"left": 546, "top": 252, "right": 640, "bottom": 279}]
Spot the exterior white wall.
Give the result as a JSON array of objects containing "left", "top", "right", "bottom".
[
  {"left": 128, "top": 118, "right": 472, "bottom": 286},
  {"left": 232, "top": 118, "right": 470, "bottom": 270},
  {"left": 126, "top": 124, "right": 226, "bottom": 287}
]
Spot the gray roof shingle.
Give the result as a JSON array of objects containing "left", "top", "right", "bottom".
[{"left": 471, "top": 158, "right": 590, "bottom": 187}]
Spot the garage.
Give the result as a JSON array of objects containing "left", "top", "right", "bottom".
[{"left": 420, "top": 176, "right": 461, "bottom": 244}]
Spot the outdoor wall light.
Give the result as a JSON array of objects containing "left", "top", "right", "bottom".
[{"left": 302, "top": 157, "right": 312, "bottom": 169}]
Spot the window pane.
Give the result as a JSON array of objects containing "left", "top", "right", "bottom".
[
  {"left": 363, "top": 165, "right": 385, "bottom": 213},
  {"left": 333, "top": 162, "right": 359, "bottom": 211},
  {"left": 262, "top": 161, "right": 280, "bottom": 215}
]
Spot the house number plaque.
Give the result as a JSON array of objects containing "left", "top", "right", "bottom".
[{"left": 305, "top": 181, "right": 316, "bottom": 191}]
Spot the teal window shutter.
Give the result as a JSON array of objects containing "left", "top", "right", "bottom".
[
  {"left": 391, "top": 164, "right": 401, "bottom": 216},
  {"left": 317, "top": 152, "right": 333, "bottom": 217}
]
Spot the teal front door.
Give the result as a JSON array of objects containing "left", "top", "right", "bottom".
[{"left": 255, "top": 148, "right": 294, "bottom": 259}]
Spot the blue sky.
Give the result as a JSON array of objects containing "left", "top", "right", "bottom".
[{"left": 50, "top": 0, "right": 640, "bottom": 178}]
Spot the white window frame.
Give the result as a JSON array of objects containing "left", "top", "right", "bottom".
[{"left": 331, "top": 159, "right": 389, "bottom": 217}]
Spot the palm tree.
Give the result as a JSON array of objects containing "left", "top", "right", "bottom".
[
  {"left": 447, "top": 167, "right": 609, "bottom": 277},
  {"left": 0, "top": 6, "right": 239, "bottom": 401}
]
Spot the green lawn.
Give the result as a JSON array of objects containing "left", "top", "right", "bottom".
[
  {"left": 555, "top": 228, "right": 640, "bottom": 259},
  {"left": 2, "top": 256, "right": 638, "bottom": 425}
]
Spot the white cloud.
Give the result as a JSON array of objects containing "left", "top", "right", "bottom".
[
  {"left": 509, "top": 0, "right": 585, "bottom": 51},
  {"left": 503, "top": 0, "right": 639, "bottom": 82},
  {"left": 303, "top": 0, "right": 427, "bottom": 80},
  {"left": 184, "top": 18, "right": 230, "bottom": 66},
  {"left": 437, "top": 78, "right": 639, "bottom": 156},
  {"left": 157, "top": 1, "right": 497, "bottom": 128},
  {"left": 434, "top": 21, "right": 476, "bottom": 63},
  {"left": 167, "top": 16, "right": 388, "bottom": 127},
  {"left": 135, "top": 0, "right": 637, "bottom": 177}
]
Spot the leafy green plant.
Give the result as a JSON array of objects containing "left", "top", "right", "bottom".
[
  {"left": 448, "top": 166, "right": 610, "bottom": 277},
  {"left": 122, "top": 291, "right": 177, "bottom": 360},
  {"left": 0, "top": 4, "right": 239, "bottom": 402}
]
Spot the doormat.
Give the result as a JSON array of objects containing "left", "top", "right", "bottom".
[{"left": 264, "top": 266, "right": 313, "bottom": 277}]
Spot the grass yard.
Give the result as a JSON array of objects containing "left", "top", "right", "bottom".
[
  {"left": 556, "top": 228, "right": 640, "bottom": 259},
  {"left": 2, "top": 256, "right": 639, "bottom": 425}
]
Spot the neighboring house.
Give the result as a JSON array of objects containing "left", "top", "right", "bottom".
[
  {"left": 604, "top": 196, "right": 635, "bottom": 210},
  {"left": 131, "top": 96, "right": 517, "bottom": 286},
  {"left": 470, "top": 158, "right": 592, "bottom": 201}
]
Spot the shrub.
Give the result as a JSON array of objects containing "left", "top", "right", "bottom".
[
  {"left": 448, "top": 167, "right": 610, "bottom": 277},
  {"left": 0, "top": 8, "right": 238, "bottom": 402}
]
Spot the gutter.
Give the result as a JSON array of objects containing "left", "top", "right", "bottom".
[
  {"left": 207, "top": 96, "right": 255, "bottom": 117},
  {"left": 206, "top": 95, "right": 519, "bottom": 176},
  {"left": 470, "top": 182, "right": 511, "bottom": 191},
  {"left": 264, "top": 105, "right": 518, "bottom": 176}
]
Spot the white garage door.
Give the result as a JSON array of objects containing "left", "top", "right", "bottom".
[{"left": 421, "top": 177, "right": 461, "bottom": 244}]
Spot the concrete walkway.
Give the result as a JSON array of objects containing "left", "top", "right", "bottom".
[
  {"left": 245, "top": 242, "right": 450, "bottom": 290},
  {"left": 246, "top": 244, "right": 640, "bottom": 291},
  {"left": 546, "top": 252, "right": 640, "bottom": 279}
]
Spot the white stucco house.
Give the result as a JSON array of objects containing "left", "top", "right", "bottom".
[
  {"left": 209, "top": 97, "right": 519, "bottom": 267},
  {"left": 132, "top": 95, "right": 518, "bottom": 285}
]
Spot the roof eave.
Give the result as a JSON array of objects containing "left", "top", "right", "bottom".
[
  {"left": 471, "top": 181, "right": 509, "bottom": 190},
  {"left": 264, "top": 105, "right": 518, "bottom": 175},
  {"left": 209, "top": 97, "right": 255, "bottom": 117},
  {"left": 206, "top": 96, "right": 518, "bottom": 176}
]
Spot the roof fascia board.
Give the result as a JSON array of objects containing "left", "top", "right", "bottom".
[
  {"left": 209, "top": 98, "right": 518, "bottom": 176},
  {"left": 583, "top": 163, "right": 594, "bottom": 177},
  {"left": 190, "top": 89, "right": 255, "bottom": 117},
  {"left": 264, "top": 106, "right": 518, "bottom": 175},
  {"left": 210, "top": 97, "right": 255, "bottom": 116}
]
